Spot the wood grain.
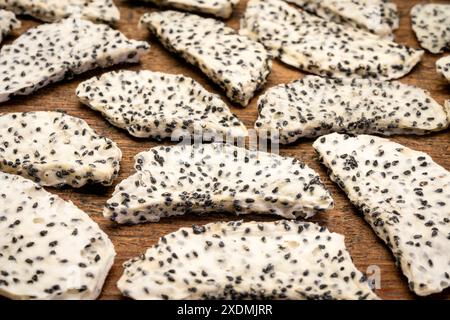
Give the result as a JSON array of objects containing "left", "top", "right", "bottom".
[{"left": 1, "top": 0, "right": 449, "bottom": 300}]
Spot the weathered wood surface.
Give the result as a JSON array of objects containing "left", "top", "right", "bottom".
[{"left": 0, "top": 0, "right": 449, "bottom": 300}]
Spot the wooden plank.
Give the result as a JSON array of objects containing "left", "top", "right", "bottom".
[{"left": 0, "top": 0, "right": 449, "bottom": 300}]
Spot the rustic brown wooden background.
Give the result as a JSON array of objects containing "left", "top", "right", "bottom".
[{"left": 1, "top": 0, "right": 449, "bottom": 300}]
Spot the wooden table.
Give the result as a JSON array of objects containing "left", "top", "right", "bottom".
[{"left": 1, "top": 0, "right": 449, "bottom": 300}]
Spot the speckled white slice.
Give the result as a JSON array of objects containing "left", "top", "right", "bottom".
[
  {"left": 0, "top": 0, "right": 120, "bottom": 24},
  {"left": 437, "top": 56, "right": 450, "bottom": 82},
  {"left": 240, "top": 0, "right": 423, "bottom": 80},
  {"left": 118, "top": 220, "right": 379, "bottom": 300},
  {"left": 139, "top": 0, "right": 239, "bottom": 18},
  {"left": 139, "top": 10, "right": 272, "bottom": 106},
  {"left": 0, "top": 172, "right": 116, "bottom": 300},
  {"left": 0, "top": 17, "right": 150, "bottom": 103},
  {"left": 0, "top": 9, "right": 19, "bottom": 43},
  {"left": 0, "top": 111, "right": 122, "bottom": 188},
  {"left": 104, "top": 143, "right": 333, "bottom": 224},
  {"left": 411, "top": 4, "right": 450, "bottom": 54},
  {"left": 284, "top": 0, "right": 399, "bottom": 38},
  {"left": 255, "top": 76, "right": 450, "bottom": 143},
  {"left": 76, "top": 70, "right": 248, "bottom": 140},
  {"left": 313, "top": 133, "right": 450, "bottom": 296}
]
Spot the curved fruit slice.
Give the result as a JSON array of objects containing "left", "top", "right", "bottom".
[
  {"left": 118, "top": 220, "right": 378, "bottom": 300},
  {"left": 0, "top": 172, "right": 116, "bottom": 300},
  {"left": 0, "top": 111, "right": 122, "bottom": 188},
  {"left": 139, "top": 10, "right": 272, "bottom": 106},
  {"left": 76, "top": 70, "right": 248, "bottom": 140},
  {"left": 104, "top": 143, "right": 333, "bottom": 224},
  {"left": 411, "top": 4, "right": 450, "bottom": 54},
  {"left": 0, "top": 17, "right": 149, "bottom": 103},
  {"left": 0, "top": 0, "right": 120, "bottom": 24},
  {"left": 255, "top": 76, "right": 450, "bottom": 143},
  {"left": 313, "top": 133, "right": 450, "bottom": 296},
  {"left": 284, "top": 0, "right": 399, "bottom": 38},
  {"left": 240, "top": 0, "right": 423, "bottom": 80}
]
